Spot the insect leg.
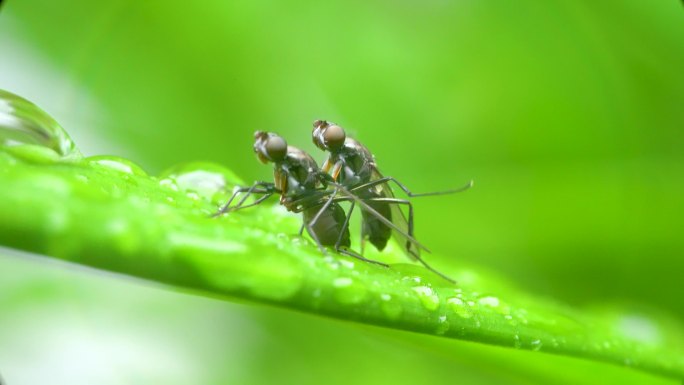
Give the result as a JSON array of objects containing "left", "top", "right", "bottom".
[
  {"left": 357, "top": 196, "right": 455, "bottom": 283},
  {"left": 407, "top": 249, "right": 455, "bottom": 284},
  {"left": 227, "top": 192, "right": 274, "bottom": 212},
  {"left": 338, "top": 248, "right": 389, "bottom": 267},
  {"left": 212, "top": 181, "right": 274, "bottom": 217},
  {"left": 350, "top": 177, "right": 473, "bottom": 198},
  {"left": 329, "top": 182, "right": 432, "bottom": 253},
  {"left": 304, "top": 188, "right": 339, "bottom": 255},
  {"left": 334, "top": 200, "right": 355, "bottom": 250}
]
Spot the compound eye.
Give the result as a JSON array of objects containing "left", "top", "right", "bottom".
[
  {"left": 323, "top": 124, "right": 345, "bottom": 150},
  {"left": 312, "top": 123, "right": 325, "bottom": 150},
  {"left": 265, "top": 135, "right": 287, "bottom": 161}
]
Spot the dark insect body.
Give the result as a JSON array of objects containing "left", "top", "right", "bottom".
[
  {"left": 214, "top": 131, "right": 428, "bottom": 267},
  {"left": 312, "top": 120, "right": 472, "bottom": 283}
]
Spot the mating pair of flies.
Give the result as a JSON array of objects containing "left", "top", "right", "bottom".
[{"left": 213, "top": 120, "right": 472, "bottom": 283}]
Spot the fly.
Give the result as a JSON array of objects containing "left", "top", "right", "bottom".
[
  {"left": 312, "top": 120, "right": 472, "bottom": 283},
  {"left": 214, "top": 131, "right": 430, "bottom": 268}
]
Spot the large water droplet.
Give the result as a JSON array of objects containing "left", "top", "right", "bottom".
[
  {"left": 86, "top": 155, "right": 148, "bottom": 176},
  {"left": 0, "top": 89, "right": 81, "bottom": 160},
  {"left": 159, "top": 162, "right": 245, "bottom": 205},
  {"left": 616, "top": 315, "right": 662, "bottom": 345}
]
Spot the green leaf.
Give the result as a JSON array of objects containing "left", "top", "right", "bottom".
[{"left": 1, "top": 90, "right": 683, "bottom": 381}]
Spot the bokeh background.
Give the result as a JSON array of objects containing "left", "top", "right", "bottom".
[{"left": 1, "top": 1, "right": 683, "bottom": 383}]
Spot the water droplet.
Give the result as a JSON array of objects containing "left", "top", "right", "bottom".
[
  {"left": 478, "top": 296, "right": 500, "bottom": 308},
  {"left": 159, "top": 162, "right": 245, "bottom": 204},
  {"left": 332, "top": 277, "right": 367, "bottom": 305},
  {"left": 616, "top": 315, "right": 662, "bottom": 344},
  {"left": 412, "top": 286, "right": 440, "bottom": 311},
  {"left": 186, "top": 191, "right": 200, "bottom": 201},
  {"left": 333, "top": 277, "right": 353, "bottom": 288},
  {"left": 513, "top": 334, "right": 522, "bottom": 349},
  {"left": 447, "top": 297, "right": 473, "bottom": 318},
  {"left": 87, "top": 155, "right": 147, "bottom": 176},
  {"left": 435, "top": 315, "right": 450, "bottom": 335},
  {"left": 159, "top": 178, "right": 179, "bottom": 191},
  {"left": 402, "top": 275, "right": 422, "bottom": 284},
  {"left": 2, "top": 144, "right": 61, "bottom": 164},
  {"left": 531, "top": 339, "right": 542, "bottom": 351},
  {"left": 379, "top": 293, "right": 402, "bottom": 320},
  {"left": 0, "top": 89, "right": 82, "bottom": 160}
]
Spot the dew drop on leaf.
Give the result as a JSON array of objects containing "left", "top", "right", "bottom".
[
  {"left": 412, "top": 286, "right": 440, "bottom": 311},
  {"left": 0, "top": 89, "right": 82, "bottom": 160},
  {"left": 87, "top": 155, "right": 148, "bottom": 176},
  {"left": 158, "top": 161, "right": 245, "bottom": 205}
]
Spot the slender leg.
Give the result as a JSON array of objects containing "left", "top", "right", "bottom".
[
  {"left": 338, "top": 248, "right": 389, "bottom": 267},
  {"left": 306, "top": 220, "right": 328, "bottom": 256},
  {"left": 358, "top": 196, "right": 415, "bottom": 254},
  {"left": 335, "top": 201, "right": 389, "bottom": 267},
  {"left": 328, "top": 182, "right": 431, "bottom": 253},
  {"left": 228, "top": 192, "right": 273, "bottom": 212},
  {"left": 212, "top": 188, "right": 243, "bottom": 217},
  {"left": 407, "top": 248, "right": 455, "bottom": 284},
  {"left": 349, "top": 177, "right": 473, "bottom": 198},
  {"left": 361, "top": 196, "right": 455, "bottom": 283},
  {"left": 233, "top": 181, "right": 274, "bottom": 209},
  {"left": 304, "top": 189, "right": 338, "bottom": 256},
  {"left": 307, "top": 188, "right": 338, "bottom": 230},
  {"left": 212, "top": 181, "right": 274, "bottom": 217},
  {"left": 335, "top": 200, "right": 355, "bottom": 250}
]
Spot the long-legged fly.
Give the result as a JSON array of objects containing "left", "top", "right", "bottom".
[
  {"left": 213, "top": 131, "right": 430, "bottom": 268},
  {"left": 312, "top": 120, "right": 472, "bottom": 283}
]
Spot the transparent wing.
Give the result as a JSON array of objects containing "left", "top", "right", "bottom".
[
  {"left": 370, "top": 167, "right": 421, "bottom": 259},
  {"left": 329, "top": 181, "right": 430, "bottom": 254}
]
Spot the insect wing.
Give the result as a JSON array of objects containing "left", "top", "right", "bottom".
[
  {"left": 370, "top": 167, "right": 421, "bottom": 259},
  {"left": 329, "top": 182, "right": 430, "bottom": 253}
]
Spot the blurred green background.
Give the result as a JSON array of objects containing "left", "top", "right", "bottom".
[{"left": 1, "top": 0, "right": 683, "bottom": 383}]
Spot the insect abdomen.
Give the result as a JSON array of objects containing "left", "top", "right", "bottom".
[
  {"left": 303, "top": 203, "right": 350, "bottom": 248},
  {"left": 361, "top": 199, "right": 392, "bottom": 251}
]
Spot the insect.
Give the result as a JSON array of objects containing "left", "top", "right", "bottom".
[
  {"left": 312, "top": 119, "right": 472, "bottom": 283},
  {"left": 214, "top": 131, "right": 430, "bottom": 268}
]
